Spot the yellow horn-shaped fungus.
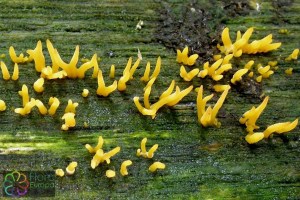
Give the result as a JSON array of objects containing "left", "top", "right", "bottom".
[
  {"left": 263, "top": 118, "right": 298, "bottom": 138},
  {"left": 97, "top": 70, "right": 118, "bottom": 97},
  {"left": 231, "top": 69, "right": 249, "bottom": 84},
  {"left": 9, "top": 46, "right": 28, "bottom": 63},
  {"left": 11, "top": 63, "right": 19, "bottom": 81},
  {"left": 0, "top": 100, "right": 6, "bottom": 111},
  {"left": 77, "top": 54, "right": 98, "bottom": 79},
  {"left": 61, "top": 112, "right": 76, "bottom": 131},
  {"left": 0, "top": 61, "right": 10, "bottom": 80},
  {"left": 66, "top": 161, "right": 77, "bottom": 175},
  {"left": 85, "top": 136, "right": 104, "bottom": 154},
  {"left": 48, "top": 97, "right": 60, "bottom": 116},
  {"left": 55, "top": 169, "right": 65, "bottom": 177},
  {"left": 245, "top": 132, "right": 264, "bottom": 144},
  {"left": 149, "top": 162, "right": 165, "bottom": 172},
  {"left": 64, "top": 99, "right": 78, "bottom": 114},
  {"left": 120, "top": 160, "right": 133, "bottom": 176},
  {"left": 33, "top": 77, "right": 45, "bottom": 93},
  {"left": 35, "top": 99, "right": 48, "bottom": 115},
  {"left": 140, "top": 61, "right": 151, "bottom": 82},
  {"left": 27, "top": 40, "right": 45, "bottom": 72},
  {"left": 179, "top": 65, "right": 199, "bottom": 81}
]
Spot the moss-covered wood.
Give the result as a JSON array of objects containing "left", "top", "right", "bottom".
[{"left": 0, "top": 0, "right": 299, "bottom": 199}]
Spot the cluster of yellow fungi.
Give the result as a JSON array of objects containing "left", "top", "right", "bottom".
[{"left": 240, "top": 96, "right": 298, "bottom": 144}]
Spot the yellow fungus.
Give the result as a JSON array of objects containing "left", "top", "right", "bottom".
[
  {"left": 263, "top": 118, "right": 298, "bottom": 138},
  {"left": 0, "top": 61, "right": 11, "bottom": 80},
  {"left": 35, "top": 99, "right": 48, "bottom": 115},
  {"left": 149, "top": 56, "right": 161, "bottom": 79},
  {"left": 213, "top": 54, "right": 222, "bottom": 61},
  {"left": 197, "top": 85, "right": 214, "bottom": 120},
  {"left": 285, "top": 48, "right": 299, "bottom": 61},
  {"left": 214, "top": 64, "right": 232, "bottom": 75},
  {"left": 129, "top": 58, "right": 141, "bottom": 79},
  {"left": 244, "top": 60, "right": 254, "bottom": 70},
  {"left": 106, "top": 170, "right": 116, "bottom": 178},
  {"left": 85, "top": 136, "right": 104, "bottom": 154},
  {"left": 48, "top": 97, "right": 60, "bottom": 116},
  {"left": 261, "top": 70, "right": 274, "bottom": 78},
  {"left": 64, "top": 99, "right": 78, "bottom": 114},
  {"left": 198, "top": 69, "right": 208, "bottom": 78},
  {"left": 133, "top": 97, "right": 156, "bottom": 116},
  {"left": 213, "top": 84, "right": 231, "bottom": 93},
  {"left": 61, "top": 112, "right": 76, "bottom": 130},
  {"left": 27, "top": 40, "right": 45, "bottom": 72},
  {"left": 285, "top": 68, "right": 293, "bottom": 75},
  {"left": 143, "top": 77, "right": 156, "bottom": 108},
  {"left": 55, "top": 169, "right": 65, "bottom": 177},
  {"left": 256, "top": 75, "right": 262, "bottom": 83},
  {"left": 179, "top": 65, "right": 199, "bottom": 81},
  {"left": 97, "top": 70, "right": 118, "bottom": 97},
  {"left": 109, "top": 64, "right": 115, "bottom": 79},
  {"left": 15, "top": 98, "right": 36, "bottom": 116},
  {"left": 11, "top": 63, "right": 19, "bottom": 81},
  {"left": 248, "top": 71, "right": 254, "bottom": 78},
  {"left": 245, "top": 132, "right": 264, "bottom": 144},
  {"left": 159, "top": 80, "right": 175, "bottom": 100},
  {"left": 120, "top": 160, "right": 133, "bottom": 176},
  {"left": 141, "top": 61, "right": 151, "bottom": 82},
  {"left": 137, "top": 137, "right": 159, "bottom": 159},
  {"left": 149, "top": 162, "right": 165, "bottom": 172},
  {"left": 77, "top": 54, "right": 98, "bottom": 79},
  {"left": 9, "top": 46, "right": 28, "bottom": 63},
  {"left": 117, "top": 57, "right": 132, "bottom": 91},
  {"left": 231, "top": 69, "right": 248, "bottom": 84},
  {"left": 176, "top": 46, "right": 198, "bottom": 66},
  {"left": 66, "top": 161, "right": 77, "bottom": 175},
  {"left": 258, "top": 65, "right": 270, "bottom": 75},
  {"left": 91, "top": 146, "right": 120, "bottom": 169},
  {"left": 18, "top": 84, "right": 29, "bottom": 107},
  {"left": 0, "top": 100, "right": 6, "bottom": 111},
  {"left": 166, "top": 85, "right": 193, "bottom": 106},
  {"left": 33, "top": 77, "right": 45, "bottom": 93},
  {"left": 82, "top": 89, "right": 89, "bottom": 97},
  {"left": 268, "top": 61, "right": 277, "bottom": 67},
  {"left": 222, "top": 54, "right": 233, "bottom": 64}
]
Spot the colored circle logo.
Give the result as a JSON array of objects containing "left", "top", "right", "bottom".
[{"left": 3, "top": 171, "right": 30, "bottom": 197}]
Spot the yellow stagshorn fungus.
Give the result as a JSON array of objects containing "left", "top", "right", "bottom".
[
  {"left": 140, "top": 61, "right": 151, "bottom": 82},
  {"left": 218, "top": 27, "right": 281, "bottom": 56},
  {"left": 61, "top": 112, "right": 76, "bottom": 131},
  {"left": 180, "top": 65, "right": 199, "bottom": 81},
  {"left": 48, "top": 97, "right": 60, "bottom": 116},
  {"left": 245, "top": 132, "right": 265, "bottom": 144},
  {"left": 55, "top": 169, "right": 65, "bottom": 177},
  {"left": 106, "top": 170, "right": 116, "bottom": 178},
  {"left": 33, "top": 77, "right": 45, "bottom": 93},
  {"left": 27, "top": 40, "right": 45, "bottom": 72},
  {"left": 15, "top": 85, "right": 38, "bottom": 116},
  {"left": 239, "top": 96, "right": 269, "bottom": 133},
  {"left": 231, "top": 69, "right": 249, "bottom": 84},
  {"left": 109, "top": 64, "right": 115, "bottom": 79},
  {"left": 285, "top": 68, "right": 293, "bottom": 75},
  {"left": 120, "top": 160, "right": 133, "bottom": 176},
  {"left": 82, "top": 89, "right": 89, "bottom": 97},
  {"left": 244, "top": 60, "right": 254, "bottom": 70},
  {"left": 35, "top": 99, "right": 48, "bottom": 115},
  {"left": 137, "top": 138, "right": 159, "bottom": 159},
  {"left": 213, "top": 84, "right": 231, "bottom": 93},
  {"left": 117, "top": 57, "right": 133, "bottom": 91},
  {"left": 176, "top": 46, "right": 199, "bottom": 66},
  {"left": 198, "top": 58, "right": 232, "bottom": 81},
  {"left": 285, "top": 48, "right": 299, "bottom": 61},
  {"left": 1, "top": 61, "right": 10, "bottom": 80},
  {"left": 149, "top": 162, "right": 166, "bottom": 172},
  {"left": 263, "top": 118, "right": 298, "bottom": 138},
  {"left": 0, "top": 100, "right": 6, "bottom": 111},
  {"left": 149, "top": 56, "right": 161, "bottom": 80},
  {"left": 77, "top": 54, "right": 98, "bottom": 79},
  {"left": 91, "top": 146, "right": 121, "bottom": 169},
  {"left": 85, "top": 136, "right": 104, "bottom": 154},
  {"left": 197, "top": 85, "right": 230, "bottom": 128},
  {"left": 9, "top": 46, "right": 29, "bottom": 63},
  {"left": 97, "top": 70, "right": 117, "bottom": 97},
  {"left": 11, "top": 63, "right": 19, "bottom": 81},
  {"left": 66, "top": 161, "right": 78, "bottom": 175},
  {"left": 64, "top": 99, "right": 78, "bottom": 114}
]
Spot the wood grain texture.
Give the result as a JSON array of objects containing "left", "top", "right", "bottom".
[{"left": 0, "top": 0, "right": 299, "bottom": 199}]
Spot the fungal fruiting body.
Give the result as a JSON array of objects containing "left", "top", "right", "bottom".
[
  {"left": 66, "top": 161, "right": 78, "bottom": 175},
  {"left": 140, "top": 61, "right": 151, "bottom": 82},
  {"left": 27, "top": 40, "right": 45, "bottom": 72},
  {"left": 137, "top": 138, "right": 159, "bottom": 159},
  {"left": 263, "top": 118, "right": 298, "bottom": 139},
  {"left": 0, "top": 100, "right": 6, "bottom": 111},
  {"left": 285, "top": 48, "right": 299, "bottom": 61},
  {"left": 213, "top": 84, "right": 231, "bottom": 93},
  {"left": 64, "top": 99, "right": 78, "bottom": 114},
  {"left": 218, "top": 27, "right": 281, "bottom": 57},
  {"left": 285, "top": 68, "right": 293, "bottom": 75},
  {"left": 231, "top": 69, "right": 249, "bottom": 84},
  {"left": 9, "top": 46, "right": 28, "bottom": 63},
  {"left": 239, "top": 96, "right": 269, "bottom": 133},
  {"left": 117, "top": 57, "right": 141, "bottom": 91},
  {"left": 1, "top": 61, "right": 11, "bottom": 80},
  {"left": 55, "top": 169, "right": 65, "bottom": 177},
  {"left": 149, "top": 162, "right": 166, "bottom": 172},
  {"left": 120, "top": 160, "right": 133, "bottom": 176},
  {"left": 180, "top": 65, "right": 199, "bottom": 81},
  {"left": 48, "top": 97, "right": 60, "bottom": 116},
  {"left": 198, "top": 58, "right": 232, "bottom": 81},
  {"left": 97, "top": 70, "right": 117, "bottom": 97},
  {"left": 197, "top": 85, "right": 230, "bottom": 128},
  {"left": 85, "top": 136, "right": 104, "bottom": 154},
  {"left": 61, "top": 113, "right": 76, "bottom": 131},
  {"left": 106, "top": 170, "right": 116, "bottom": 178},
  {"left": 11, "top": 63, "right": 19, "bottom": 80},
  {"left": 176, "top": 46, "right": 198, "bottom": 66},
  {"left": 91, "top": 146, "right": 121, "bottom": 169},
  {"left": 82, "top": 89, "right": 89, "bottom": 97},
  {"left": 33, "top": 77, "right": 45, "bottom": 93},
  {"left": 109, "top": 64, "right": 115, "bottom": 79},
  {"left": 35, "top": 99, "right": 48, "bottom": 115}
]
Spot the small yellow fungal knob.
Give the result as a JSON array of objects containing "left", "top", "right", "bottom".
[
  {"left": 33, "top": 77, "right": 45, "bottom": 93},
  {"left": 285, "top": 68, "right": 293, "bottom": 75},
  {"left": 0, "top": 100, "right": 6, "bottom": 111},
  {"left": 82, "top": 89, "right": 89, "bottom": 97},
  {"left": 245, "top": 132, "right": 264, "bottom": 144},
  {"left": 66, "top": 162, "right": 77, "bottom": 175},
  {"left": 140, "top": 61, "right": 151, "bottom": 82},
  {"left": 64, "top": 99, "right": 79, "bottom": 114},
  {"left": 109, "top": 64, "right": 115, "bottom": 79},
  {"left": 120, "top": 160, "right": 133, "bottom": 176},
  {"left": 11, "top": 63, "right": 19, "bottom": 81},
  {"left": 176, "top": 46, "right": 198, "bottom": 66},
  {"left": 285, "top": 48, "right": 299, "bottom": 61},
  {"left": 55, "top": 169, "right": 65, "bottom": 177},
  {"left": 61, "top": 112, "right": 76, "bottom": 131},
  {"left": 149, "top": 162, "right": 166, "bottom": 172},
  {"left": 106, "top": 170, "right": 116, "bottom": 178}
]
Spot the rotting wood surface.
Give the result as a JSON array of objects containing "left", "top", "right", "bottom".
[{"left": 0, "top": 0, "right": 299, "bottom": 199}]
